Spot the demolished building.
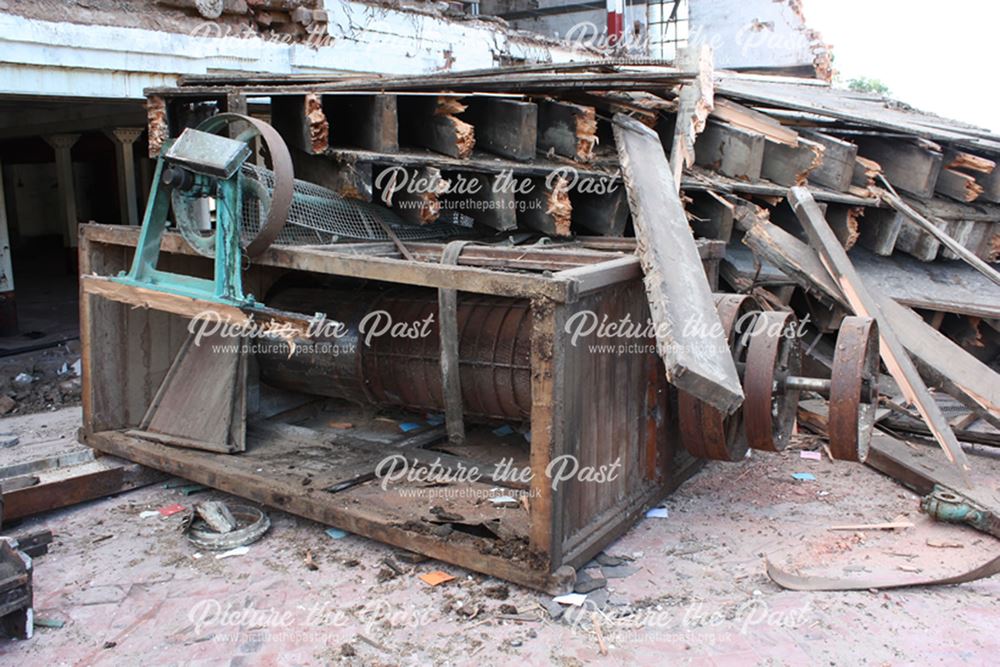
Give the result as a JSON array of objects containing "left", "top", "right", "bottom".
[{"left": 1, "top": 0, "right": 999, "bottom": 646}]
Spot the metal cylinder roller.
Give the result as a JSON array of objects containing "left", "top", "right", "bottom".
[{"left": 258, "top": 287, "right": 533, "bottom": 421}]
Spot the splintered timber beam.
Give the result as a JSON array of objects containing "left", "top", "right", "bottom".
[
  {"left": 825, "top": 205, "right": 863, "bottom": 251},
  {"left": 291, "top": 150, "right": 372, "bottom": 201},
  {"left": 852, "top": 155, "right": 882, "bottom": 191},
  {"left": 517, "top": 176, "right": 572, "bottom": 236},
  {"left": 761, "top": 136, "right": 824, "bottom": 187},
  {"left": 325, "top": 94, "right": 398, "bottom": 152},
  {"left": 709, "top": 98, "right": 797, "bottom": 146},
  {"left": 803, "top": 131, "right": 857, "bottom": 192},
  {"left": 669, "top": 45, "right": 714, "bottom": 186},
  {"left": 855, "top": 137, "right": 942, "bottom": 200},
  {"left": 613, "top": 113, "right": 744, "bottom": 415},
  {"left": 536, "top": 99, "right": 597, "bottom": 162},
  {"left": 694, "top": 121, "right": 765, "bottom": 181},
  {"left": 381, "top": 166, "right": 446, "bottom": 225},
  {"left": 974, "top": 168, "right": 1000, "bottom": 204},
  {"left": 270, "top": 94, "right": 329, "bottom": 155},
  {"left": 462, "top": 97, "right": 537, "bottom": 160},
  {"left": 742, "top": 221, "right": 1000, "bottom": 429},
  {"left": 935, "top": 168, "right": 984, "bottom": 202},
  {"left": 398, "top": 96, "right": 475, "bottom": 159},
  {"left": 787, "top": 187, "right": 971, "bottom": 478},
  {"left": 943, "top": 149, "right": 995, "bottom": 174}
]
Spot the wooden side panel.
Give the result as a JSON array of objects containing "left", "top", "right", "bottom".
[{"left": 556, "top": 280, "right": 695, "bottom": 567}]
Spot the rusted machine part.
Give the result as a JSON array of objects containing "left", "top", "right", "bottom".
[
  {"left": 678, "top": 294, "right": 759, "bottom": 461},
  {"left": 258, "top": 287, "right": 533, "bottom": 421},
  {"left": 828, "top": 316, "right": 880, "bottom": 462},
  {"left": 744, "top": 310, "right": 801, "bottom": 452}
]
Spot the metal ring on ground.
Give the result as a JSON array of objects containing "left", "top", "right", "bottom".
[
  {"left": 744, "top": 311, "right": 801, "bottom": 452},
  {"left": 186, "top": 504, "right": 271, "bottom": 550},
  {"left": 829, "top": 316, "right": 880, "bottom": 462},
  {"left": 678, "top": 294, "right": 758, "bottom": 461},
  {"left": 195, "top": 113, "right": 294, "bottom": 258}
]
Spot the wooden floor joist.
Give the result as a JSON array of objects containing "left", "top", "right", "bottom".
[
  {"left": 761, "top": 136, "right": 824, "bottom": 187},
  {"left": 855, "top": 136, "right": 942, "bottom": 200},
  {"left": 326, "top": 93, "right": 399, "bottom": 153},
  {"left": 694, "top": 121, "right": 765, "bottom": 181},
  {"left": 536, "top": 99, "right": 597, "bottom": 162},
  {"left": 463, "top": 97, "right": 537, "bottom": 160},
  {"left": 936, "top": 168, "right": 984, "bottom": 202},
  {"left": 398, "top": 96, "right": 475, "bottom": 159},
  {"left": 804, "top": 130, "right": 858, "bottom": 192}
]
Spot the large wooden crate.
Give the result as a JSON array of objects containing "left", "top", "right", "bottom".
[{"left": 79, "top": 224, "right": 721, "bottom": 592}]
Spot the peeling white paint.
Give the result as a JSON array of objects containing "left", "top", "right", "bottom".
[{"left": 0, "top": 6, "right": 590, "bottom": 99}]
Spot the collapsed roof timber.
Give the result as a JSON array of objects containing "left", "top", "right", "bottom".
[{"left": 0, "top": 0, "right": 998, "bottom": 660}]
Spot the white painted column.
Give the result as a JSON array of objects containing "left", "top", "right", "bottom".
[
  {"left": 0, "top": 158, "right": 17, "bottom": 334},
  {"left": 108, "top": 127, "right": 144, "bottom": 226},
  {"left": 45, "top": 133, "right": 80, "bottom": 248}
]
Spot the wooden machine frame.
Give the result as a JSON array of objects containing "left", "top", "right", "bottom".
[{"left": 79, "top": 223, "right": 723, "bottom": 592}]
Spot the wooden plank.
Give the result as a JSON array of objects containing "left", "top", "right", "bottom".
[
  {"left": 528, "top": 300, "right": 562, "bottom": 568},
  {"left": 141, "top": 331, "right": 246, "bottom": 453},
  {"left": 380, "top": 166, "right": 445, "bottom": 225},
  {"left": 613, "top": 113, "right": 744, "bottom": 415},
  {"left": 826, "top": 204, "right": 863, "bottom": 250},
  {"left": 744, "top": 221, "right": 1000, "bottom": 428},
  {"left": 936, "top": 168, "right": 984, "bottom": 203},
  {"left": 397, "top": 96, "right": 475, "bottom": 159},
  {"left": 81, "top": 225, "right": 575, "bottom": 302},
  {"left": 855, "top": 137, "right": 942, "bottom": 200},
  {"left": 462, "top": 97, "right": 537, "bottom": 160},
  {"left": 943, "top": 149, "right": 996, "bottom": 174},
  {"left": 325, "top": 93, "right": 398, "bottom": 152},
  {"left": 849, "top": 246, "right": 1000, "bottom": 319},
  {"left": 710, "top": 97, "right": 798, "bottom": 146},
  {"left": 85, "top": 430, "right": 564, "bottom": 592},
  {"left": 761, "top": 137, "right": 824, "bottom": 187},
  {"left": 974, "top": 166, "right": 1000, "bottom": 204},
  {"left": 694, "top": 121, "right": 765, "bottom": 181},
  {"left": 536, "top": 99, "right": 597, "bottom": 162},
  {"left": 788, "top": 186, "right": 972, "bottom": 478},
  {"left": 445, "top": 171, "right": 517, "bottom": 232},
  {"left": 1, "top": 457, "right": 165, "bottom": 521},
  {"left": 669, "top": 45, "right": 714, "bottom": 185},
  {"left": 803, "top": 130, "right": 857, "bottom": 192},
  {"left": 940, "top": 218, "right": 976, "bottom": 260}
]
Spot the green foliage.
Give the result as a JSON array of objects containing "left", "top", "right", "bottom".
[{"left": 848, "top": 77, "right": 891, "bottom": 96}]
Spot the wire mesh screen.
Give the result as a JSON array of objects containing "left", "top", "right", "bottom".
[{"left": 239, "top": 163, "right": 461, "bottom": 247}]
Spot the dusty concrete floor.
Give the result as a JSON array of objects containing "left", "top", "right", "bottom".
[{"left": 1, "top": 412, "right": 998, "bottom": 666}]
